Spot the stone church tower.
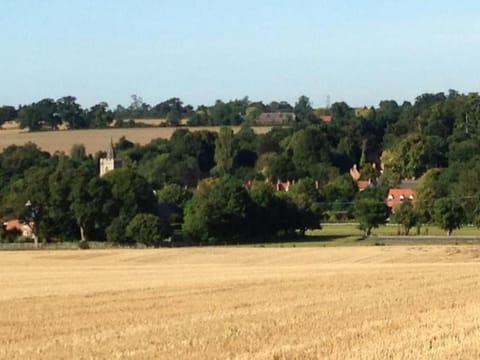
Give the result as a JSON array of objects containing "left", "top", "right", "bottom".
[{"left": 99, "top": 140, "right": 122, "bottom": 177}]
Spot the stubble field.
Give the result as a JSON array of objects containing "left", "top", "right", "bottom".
[
  {"left": 0, "top": 126, "right": 272, "bottom": 154},
  {"left": 2, "top": 246, "right": 480, "bottom": 359}
]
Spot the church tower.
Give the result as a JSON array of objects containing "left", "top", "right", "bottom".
[{"left": 99, "top": 140, "right": 122, "bottom": 177}]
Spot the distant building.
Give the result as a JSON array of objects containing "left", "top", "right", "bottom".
[
  {"left": 255, "top": 112, "right": 295, "bottom": 125},
  {"left": 386, "top": 188, "right": 416, "bottom": 210},
  {"left": 386, "top": 180, "right": 418, "bottom": 210},
  {"left": 99, "top": 140, "right": 122, "bottom": 177},
  {"left": 319, "top": 115, "right": 333, "bottom": 123},
  {"left": 3, "top": 219, "right": 35, "bottom": 239}
]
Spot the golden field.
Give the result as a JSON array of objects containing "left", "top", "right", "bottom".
[
  {"left": 2, "top": 246, "right": 480, "bottom": 359},
  {"left": 0, "top": 126, "right": 272, "bottom": 154}
]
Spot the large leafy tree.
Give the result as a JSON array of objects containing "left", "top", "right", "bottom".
[
  {"left": 294, "top": 95, "right": 316, "bottom": 122},
  {"left": 0, "top": 105, "right": 18, "bottom": 125},
  {"left": 103, "top": 168, "right": 158, "bottom": 242},
  {"left": 214, "top": 127, "right": 235, "bottom": 176},
  {"left": 18, "top": 99, "right": 61, "bottom": 131},
  {"left": 70, "top": 168, "right": 117, "bottom": 241},
  {"left": 104, "top": 168, "right": 157, "bottom": 219},
  {"left": 57, "top": 96, "right": 86, "bottom": 129},
  {"left": 288, "top": 178, "right": 322, "bottom": 234},
  {"left": 288, "top": 125, "right": 331, "bottom": 170},
  {"left": 183, "top": 176, "right": 252, "bottom": 244},
  {"left": 433, "top": 198, "right": 464, "bottom": 236},
  {"left": 46, "top": 158, "right": 79, "bottom": 240},
  {"left": 126, "top": 213, "right": 171, "bottom": 247},
  {"left": 156, "top": 183, "right": 192, "bottom": 208},
  {"left": 415, "top": 168, "right": 448, "bottom": 223},
  {"left": 353, "top": 189, "right": 389, "bottom": 237},
  {"left": 85, "top": 102, "right": 114, "bottom": 128},
  {"left": 391, "top": 200, "right": 419, "bottom": 235}
]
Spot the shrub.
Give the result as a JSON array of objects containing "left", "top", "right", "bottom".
[{"left": 78, "top": 240, "right": 90, "bottom": 249}]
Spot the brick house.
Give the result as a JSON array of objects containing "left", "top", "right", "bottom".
[{"left": 255, "top": 112, "right": 295, "bottom": 125}]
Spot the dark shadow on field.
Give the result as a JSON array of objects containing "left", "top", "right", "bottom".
[
  {"left": 294, "top": 234, "right": 355, "bottom": 243},
  {"left": 256, "top": 234, "right": 363, "bottom": 245}
]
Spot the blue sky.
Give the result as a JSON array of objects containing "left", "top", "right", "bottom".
[{"left": 1, "top": 0, "right": 479, "bottom": 108}]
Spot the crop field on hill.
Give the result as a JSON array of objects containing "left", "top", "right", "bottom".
[
  {"left": 0, "top": 126, "right": 272, "bottom": 154},
  {"left": 2, "top": 246, "right": 480, "bottom": 359}
]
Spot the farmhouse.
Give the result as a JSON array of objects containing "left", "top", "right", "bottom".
[
  {"left": 2, "top": 219, "right": 35, "bottom": 239},
  {"left": 319, "top": 115, "right": 333, "bottom": 123},
  {"left": 386, "top": 180, "right": 418, "bottom": 210},
  {"left": 255, "top": 112, "right": 295, "bottom": 125}
]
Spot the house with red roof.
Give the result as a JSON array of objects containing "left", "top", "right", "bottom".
[
  {"left": 2, "top": 219, "right": 35, "bottom": 239},
  {"left": 386, "top": 188, "right": 416, "bottom": 210},
  {"left": 319, "top": 115, "right": 333, "bottom": 123},
  {"left": 255, "top": 112, "right": 295, "bottom": 125}
]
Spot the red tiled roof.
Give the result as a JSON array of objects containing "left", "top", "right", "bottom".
[
  {"left": 3, "top": 219, "right": 22, "bottom": 231},
  {"left": 386, "top": 188, "right": 416, "bottom": 209},
  {"left": 319, "top": 115, "right": 333, "bottom": 123}
]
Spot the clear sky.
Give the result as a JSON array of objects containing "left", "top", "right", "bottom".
[{"left": 1, "top": 0, "right": 479, "bottom": 108}]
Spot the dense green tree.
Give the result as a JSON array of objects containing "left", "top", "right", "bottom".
[
  {"left": 104, "top": 168, "right": 157, "bottom": 219},
  {"left": 182, "top": 193, "right": 211, "bottom": 244},
  {"left": 166, "top": 109, "right": 181, "bottom": 126},
  {"left": 70, "top": 168, "right": 116, "bottom": 241},
  {"left": 57, "top": 96, "right": 86, "bottom": 129},
  {"left": 288, "top": 178, "right": 322, "bottom": 233},
  {"left": 294, "top": 95, "right": 316, "bottom": 122},
  {"left": 433, "top": 198, "right": 464, "bottom": 236},
  {"left": 214, "top": 127, "right": 235, "bottom": 175},
  {"left": 18, "top": 104, "right": 42, "bottom": 131},
  {"left": 85, "top": 102, "right": 114, "bottom": 128},
  {"left": 391, "top": 200, "right": 419, "bottom": 235},
  {"left": 126, "top": 213, "right": 171, "bottom": 246},
  {"left": 105, "top": 215, "right": 131, "bottom": 244},
  {"left": 353, "top": 190, "right": 389, "bottom": 237},
  {"left": 288, "top": 126, "right": 331, "bottom": 169},
  {"left": 324, "top": 174, "right": 358, "bottom": 217},
  {"left": 1, "top": 166, "right": 53, "bottom": 241},
  {"left": 249, "top": 182, "right": 282, "bottom": 239},
  {"left": 1, "top": 143, "right": 51, "bottom": 178},
  {"left": 70, "top": 144, "right": 87, "bottom": 162},
  {"left": 330, "top": 101, "right": 354, "bottom": 120},
  {"left": 415, "top": 168, "right": 448, "bottom": 223},
  {"left": 46, "top": 158, "right": 79, "bottom": 240},
  {"left": 451, "top": 165, "right": 480, "bottom": 224},
  {"left": 152, "top": 98, "right": 186, "bottom": 118},
  {"left": 157, "top": 183, "right": 192, "bottom": 208},
  {"left": 183, "top": 176, "right": 252, "bottom": 244},
  {"left": 0, "top": 105, "right": 18, "bottom": 125}
]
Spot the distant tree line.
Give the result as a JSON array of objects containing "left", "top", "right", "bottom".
[
  {"left": 1, "top": 89, "right": 480, "bottom": 244},
  {"left": 1, "top": 94, "right": 323, "bottom": 130}
]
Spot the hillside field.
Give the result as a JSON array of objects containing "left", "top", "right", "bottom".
[
  {"left": 2, "top": 246, "right": 480, "bottom": 359},
  {"left": 0, "top": 126, "right": 272, "bottom": 154}
]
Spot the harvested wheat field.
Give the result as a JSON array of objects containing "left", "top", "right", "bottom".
[
  {"left": 0, "top": 126, "right": 272, "bottom": 155},
  {"left": 2, "top": 246, "right": 480, "bottom": 359}
]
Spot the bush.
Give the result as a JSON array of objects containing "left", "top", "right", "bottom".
[
  {"left": 78, "top": 240, "right": 90, "bottom": 249},
  {"left": 105, "top": 216, "right": 131, "bottom": 244},
  {"left": 126, "top": 213, "right": 172, "bottom": 247}
]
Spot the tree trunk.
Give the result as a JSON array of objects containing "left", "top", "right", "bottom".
[{"left": 80, "top": 225, "right": 86, "bottom": 242}]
